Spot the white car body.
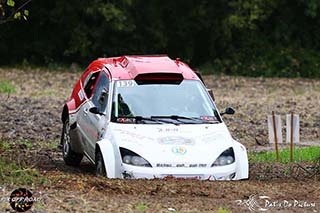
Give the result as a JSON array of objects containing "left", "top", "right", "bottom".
[
  {"left": 98, "top": 123, "right": 248, "bottom": 180},
  {"left": 61, "top": 55, "right": 249, "bottom": 180}
]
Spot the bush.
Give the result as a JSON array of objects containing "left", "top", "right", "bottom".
[{"left": 201, "top": 47, "right": 320, "bottom": 78}]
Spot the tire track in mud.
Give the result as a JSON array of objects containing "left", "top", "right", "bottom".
[{"left": 0, "top": 97, "right": 62, "bottom": 142}]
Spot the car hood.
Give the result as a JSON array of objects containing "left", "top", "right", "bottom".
[{"left": 108, "top": 123, "right": 235, "bottom": 165}]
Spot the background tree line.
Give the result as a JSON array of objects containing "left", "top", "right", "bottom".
[{"left": 1, "top": 0, "right": 320, "bottom": 77}]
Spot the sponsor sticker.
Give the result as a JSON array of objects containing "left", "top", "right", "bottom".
[
  {"left": 78, "top": 90, "right": 84, "bottom": 101},
  {"left": 158, "top": 136, "right": 195, "bottom": 145},
  {"left": 171, "top": 146, "right": 187, "bottom": 155}
]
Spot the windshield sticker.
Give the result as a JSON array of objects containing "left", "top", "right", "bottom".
[
  {"left": 171, "top": 146, "right": 187, "bottom": 155},
  {"left": 117, "top": 117, "right": 136, "bottom": 123},
  {"left": 158, "top": 136, "right": 195, "bottom": 145},
  {"left": 200, "top": 116, "right": 217, "bottom": 121},
  {"left": 117, "top": 80, "right": 135, "bottom": 88}
]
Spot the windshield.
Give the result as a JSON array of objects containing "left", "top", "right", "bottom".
[{"left": 111, "top": 80, "right": 220, "bottom": 124}]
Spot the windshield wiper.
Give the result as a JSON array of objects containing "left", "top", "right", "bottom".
[
  {"left": 134, "top": 116, "right": 165, "bottom": 124},
  {"left": 151, "top": 115, "right": 218, "bottom": 124}
]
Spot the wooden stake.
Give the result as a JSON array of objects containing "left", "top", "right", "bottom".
[
  {"left": 272, "top": 111, "right": 279, "bottom": 161},
  {"left": 290, "top": 112, "right": 294, "bottom": 162}
]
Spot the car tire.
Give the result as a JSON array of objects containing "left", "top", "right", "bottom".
[
  {"left": 96, "top": 149, "right": 107, "bottom": 177},
  {"left": 62, "top": 118, "right": 83, "bottom": 166}
]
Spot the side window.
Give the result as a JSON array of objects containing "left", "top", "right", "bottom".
[
  {"left": 92, "top": 72, "right": 109, "bottom": 112},
  {"left": 84, "top": 72, "right": 100, "bottom": 98}
]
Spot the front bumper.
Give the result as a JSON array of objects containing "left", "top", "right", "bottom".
[{"left": 121, "top": 163, "right": 239, "bottom": 180}]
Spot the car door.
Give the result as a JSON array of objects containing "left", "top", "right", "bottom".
[{"left": 78, "top": 71, "right": 110, "bottom": 161}]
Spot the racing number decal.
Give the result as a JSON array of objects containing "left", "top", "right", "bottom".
[{"left": 117, "top": 81, "right": 135, "bottom": 87}]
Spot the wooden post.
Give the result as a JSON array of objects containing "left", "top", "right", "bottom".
[
  {"left": 290, "top": 112, "right": 294, "bottom": 162},
  {"left": 272, "top": 111, "right": 279, "bottom": 161}
]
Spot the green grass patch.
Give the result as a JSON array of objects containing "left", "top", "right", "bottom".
[
  {"left": 249, "top": 146, "right": 320, "bottom": 164},
  {"left": 0, "top": 80, "right": 16, "bottom": 94},
  {"left": 0, "top": 156, "right": 46, "bottom": 186},
  {"left": 0, "top": 140, "right": 34, "bottom": 150},
  {"left": 217, "top": 207, "right": 230, "bottom": 213},
  {"left": 135, "top": 203, "right": 148, "bottom": 211},
  {"left": 17, "top": 140, "right": 33, "bottom": 149},
  {"left": 0, "top": 141, "right": 12, "bottom": 150},
  {"left": 1, "top": 139, "right": 59, "bottom": 151},
  {"left": 41, "top": 140, "right": 59, "bottom": 149}
]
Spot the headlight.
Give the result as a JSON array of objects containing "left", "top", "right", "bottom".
[
  {"left": 211, "top": 147, "right": 235, "bottom": 167},
  {"left": 120, "top": 147, "right": 152, "bottom": 167}
]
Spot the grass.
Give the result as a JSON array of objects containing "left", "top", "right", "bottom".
[
  {"left": 249, "top": 146, "right": 320, "bottom": 163},
  {"left": 17, "top": 140, "right": 33, "bottom": 149},
  {"left": 0, "top": 140, "right": 33, "bottom": 150},
  {"left": 0, "top": 140, "right": 49, "bottom": 186},
  {"left": 40, "top": 140, "right": 59, "bottom": 149},
  {"left": 0, "top": 80, "right": 16, "bottom": 94},
  {"left": 0, "top": 141, "right": 11, "bottom": 150},
  {"left": 0, "top": 156, "right": 46, "bottom": 186},
  {"left": 1, "top": 139, "right": 58, "bottom": 151},
  {"left": 218, "top": 207, "right": 230, "bottom": 213},
  {"left": 135, "top": 203, "right": 148, "bottom": 211}
]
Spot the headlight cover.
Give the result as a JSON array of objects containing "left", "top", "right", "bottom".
[
  {"left": 120, "top": 147, "right": 152, "bottom": 167},
  {"left": 211, "top": 147, "right": 235, "bottom": 167}
]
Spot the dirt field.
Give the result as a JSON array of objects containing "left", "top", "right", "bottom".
[{"left": 0, "top": 68, "right": 319, "bottom": 212}]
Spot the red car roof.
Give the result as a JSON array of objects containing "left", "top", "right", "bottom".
[{"left": 87, "top": 55, "right": 199, "bottom": 80}]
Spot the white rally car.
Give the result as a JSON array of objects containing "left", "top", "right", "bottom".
[{"left": 60, "top": 55, "right": 249, "bottom": 180}]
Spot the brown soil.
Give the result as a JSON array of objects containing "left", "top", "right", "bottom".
[{"left": 0, "top": 68, "right": 319, "bottom": 212}]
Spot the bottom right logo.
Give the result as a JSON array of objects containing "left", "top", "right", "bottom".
[{"left": 235, "top": 194, "right": 317, "bottom": 212}]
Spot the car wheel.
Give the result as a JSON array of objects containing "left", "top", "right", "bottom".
[
  {"left": 96, "top": 149, "right": 107, "bottom": 177},
  {"left": 62, "top": 118, "right": 83, "bottom": 166}
]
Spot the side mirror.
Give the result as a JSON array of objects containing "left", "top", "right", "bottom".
[
  {"left": 89, "top": 107, "right": 105, "bottom": 116},
  {"left": 220, "top": 107, "right": 235, "bottom": 116}
]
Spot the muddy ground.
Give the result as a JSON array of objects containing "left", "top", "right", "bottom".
[{"left": 0, "top": 68, "right": 319, "bottom": 212}]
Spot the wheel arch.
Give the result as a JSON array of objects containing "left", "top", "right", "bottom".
[
  {"left": 60, "top": 105, "right": 70, "bottom": 146},
  {"left": 61, "top": 104, "right": 69, "bottom": 123},
  {"left": 61, "top": 99, "right": 77, "bottom": 125},
  {"left": 233, "top": 140, "right": 249, "bottom": 180},
  {"left": 96, "top": 140, "right": 122, "bottom": 178}
]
